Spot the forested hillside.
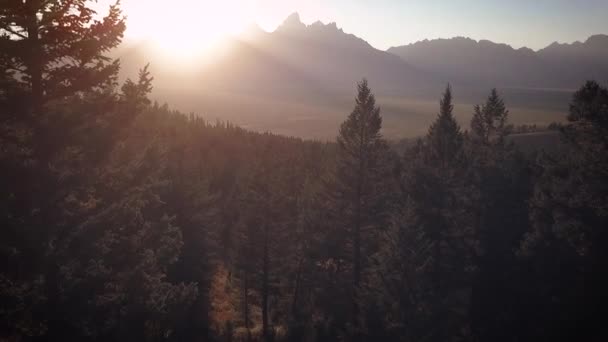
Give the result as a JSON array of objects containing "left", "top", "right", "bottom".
[{"left": 1, "top": 2, "right": 607, "bottom": 342}]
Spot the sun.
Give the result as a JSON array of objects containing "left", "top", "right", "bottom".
[{"left": 124, "top": 0, "right": 253, "bottom": 58}]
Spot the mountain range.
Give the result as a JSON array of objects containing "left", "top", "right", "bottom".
[
  {"left": 114, "top": 13, "right": 608, "bottom": 138},
  {"left": 388, "top": 34, "right": 608, "bottom": 89}
]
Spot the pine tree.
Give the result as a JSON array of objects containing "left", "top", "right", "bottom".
[
  {"left": 0, "top": 2, "right": 204, "bottom": 339},
  {"left": 1, "top": 2, "right": 126, "bottom": 339},
  {"left": 333, "top": 79, "right": 391, "bottom": 334},
  {"left": 372, "top": 189, "right": 434, "bottom": 341},
  {"left": 162, "top": 113, "right": 219, "bottom": 342},
  {"left": 470, "top": 88, "right": 509, "bottom": 147},
  {"left": 520, "top": 81, "right": 608, "bottom": 341},
  {"left": 0, "top": 0, "right": 125, "bottom": 110},
  {"left": 233, "top": 141, "right": 301, "bottom": 342},
  {"left": 426, "top": 84, "right": 464, "bottom": 169},
  {"left": 467, "top": 89, "right": 533, "bottom": 342},
  {"left": 402, "top": 85, "right": 475, "bottom": 342}
]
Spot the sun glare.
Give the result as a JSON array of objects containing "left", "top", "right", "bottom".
[{"left": 125, "top": 0, "right": 253, "bottom": 58}]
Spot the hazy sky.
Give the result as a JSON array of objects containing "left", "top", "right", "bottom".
[{"left": 97, "top": 0, "right": 608, "bottom": 51}]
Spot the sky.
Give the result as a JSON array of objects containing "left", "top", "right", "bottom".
[{"left": 95, "top": 0, "right": 608, "bottom": 51}]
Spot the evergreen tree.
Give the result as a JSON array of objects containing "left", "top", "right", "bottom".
[
  {"left": 372, "top": 165, "right": 434, "bottom": 341},
  {"left": 467, "top": 89, "right": 533, "bottom": 342},
  {"left": 470, "top": 88, "right": 509, "bottom": 147},
  {"left": 1, "top": 1, "right": 126, "bottom": 339},
  {"left": 520, "top": 81, "right": 608, "bottom": 341},
  {"left": 0, "top": 2, "right": 202, "bottom": 340},
  {"left": 0, "top": 0, "right": 125, "bottom": 110},
  {"left": 163, "top": 113, "right": 218, "bottom": 342},
  {"left": 402, "top": 85, "right": 475, "bottom": 342},
  {"left": 426, "top": 84, "right": 464, "bottom": 169},
  {"left": 333, "top": 79, "right": 391, "bottom": 335},
  {"left": 234, "top": 141, "right": 301, "bottom": 342}
]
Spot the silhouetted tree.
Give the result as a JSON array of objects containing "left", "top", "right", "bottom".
[
  {"left": 372, "top": 148, "right": 434, "bottom": 340},
  {"left": 426, "top": 84, "right": 464, "bottom": 168},
  {"left": 0, "top": 0, "right": 125, "bottom": 110},
  {"left": 520, "top": 81, "right": 608, "bottom": 341},
  {"left": 470, "top": 88, "right": 509, "bottom": 147},
  {"left": 467, "top": 89, "right": 533, "bottom": 342},
  {"left": 0, "top": 2, "right": 204, "bottom": 340},
  {"left": 402, "top": 85, "right": 475, "bottom": 342},
  {"left": 331, "top": 79, "right": 392, "bottom": 337}
]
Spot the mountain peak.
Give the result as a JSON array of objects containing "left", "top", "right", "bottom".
[
  {"left": 279, "top": 12, "right": 305, "bottom": 31},
  {"left": 585, "top": 34, "right": 608, "bottom": 46}
]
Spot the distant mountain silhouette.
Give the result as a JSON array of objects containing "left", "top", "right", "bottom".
[
  {"left": 388, "top": 35, "right": 608, "bottom": 89},
  {"left": 204, "top": 12, "right": 436, "bottom": 98},
  {"left": 536, "top": 34, "right": 608, "bottom": 87},
  {"left": 112, "top": 14, "right": 607, "bottom": 138},
  {"left": 116, "top": 13, "right": 436, "bottom": 98}
]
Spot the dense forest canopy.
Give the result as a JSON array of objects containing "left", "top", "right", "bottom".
[{"left": 1, "top": 1, "right": 607, "bottom": 342}]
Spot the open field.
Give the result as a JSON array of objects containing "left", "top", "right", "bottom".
[{"left": 153, "top": 87, "right": 569, "bottom": 140}]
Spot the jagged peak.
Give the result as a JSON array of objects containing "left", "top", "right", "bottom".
[
  {"left": 326, "top": 22, "right": 338, "bottom": 30},
  {"left": 269, "top": 14, "right": 373, "bottom": 50},
  {"left": 278, "top": 12, "right": 305, "bottom": 31},
  {"left": 308, "top": 20, "right": 341, "bottom": 33}
]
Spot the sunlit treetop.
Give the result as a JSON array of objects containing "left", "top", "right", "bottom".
[{"left": 0, "top": 0, "right": 125, "bottom": 107}]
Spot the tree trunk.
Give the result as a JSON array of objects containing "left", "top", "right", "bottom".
[
  {"left": 262, "top": 225, "right": 270, "bottom": 342},
  {"left": 244, "top": 271, "right": 251, "bottom": 342},
  {"left": 291, "top": 257, "right": 304, "bottom": 318},
  {"left": 353, "top": 155, "right": 364, "bottom": 330}
]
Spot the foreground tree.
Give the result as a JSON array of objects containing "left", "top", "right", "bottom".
[
  {"left": 1, "top": 2, "right": 200, "bottom": 340},
  {"left": 1, "top": 2, "right": 126, "bottom": 339},
  {"left": 521, "top": 81, "right": 608, "bottom": 341},
  {"left": 402, "top": 85, "right": 475, "bottom": 342},
  {"left": 467, "top": 89, "right": 533, "bottom": 341},
  {"left": 0, "top": 0, "right": 125, "bottom": 110},
  {"left": 331, "top": 79, "right": 391, "bottom": 336}
]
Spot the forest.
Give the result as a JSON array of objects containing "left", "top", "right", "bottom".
[{"left": 1, "top": 2, "right": 607, "bottom": 342}]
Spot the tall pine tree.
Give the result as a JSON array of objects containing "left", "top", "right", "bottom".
[
  {"left": 467, "top": 89, "right": 533, "bottom": 342},
  {"left": 332, "top": 79, "right": 391, "bottom": 336},
  {"left": 403, "top": 85, "right": 475, "bottom": 342},
  {"left": 1, "top": 2, "right": 199, "bottom": 340},
  {"left": 521, "top": 81, "right": 608, "bottom": 341}
]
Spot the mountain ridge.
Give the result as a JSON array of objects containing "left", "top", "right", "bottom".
[
  {"left": 387, "top": 34, "right": 608, "bottom": 54},
  {"left": 112, "top": 13, "right": 607, "bottom": 138},
  {"left": 387, "top": 33, "right": 608, "bottom": 89}
]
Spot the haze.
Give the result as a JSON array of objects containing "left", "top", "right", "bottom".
[
  {"left": 96, "top": 0, "right": 608, "bottom": 52},
  {"left": 2, "top": 1, "right": 608, "bottom": 342}
]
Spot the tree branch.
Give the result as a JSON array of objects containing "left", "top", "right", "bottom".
[{"left": 1, "top": 26, "right": 28, "bottom": 40}]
